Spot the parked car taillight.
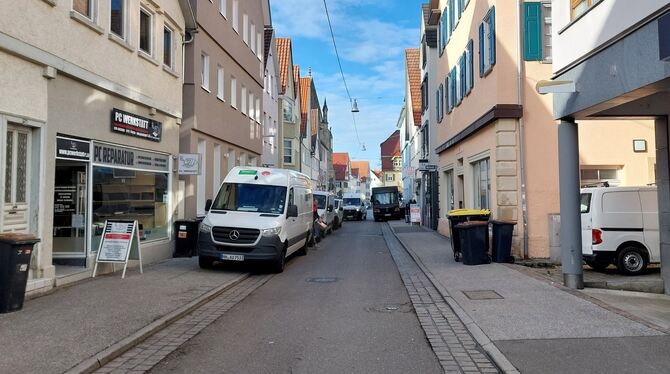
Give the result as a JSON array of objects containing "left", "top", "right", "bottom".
[{"left": 592, "top": 229, "right": 603, "bottom": 245}]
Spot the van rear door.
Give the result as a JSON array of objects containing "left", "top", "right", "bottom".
[
  {"left": 639, "top": 189, "right": 660, "bottom": 262},
  {"left": 581, "top": 192, "right": 593, "bottom": 255}
]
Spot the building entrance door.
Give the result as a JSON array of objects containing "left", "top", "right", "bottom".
[
  {"left": 1, "top": 124, "right": 31, "bottom": 233},
  {"left": 52, "top": 160, "right": 88, "bottom": 266}
]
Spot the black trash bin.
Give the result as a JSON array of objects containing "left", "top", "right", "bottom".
[
  {"left": 174, "top": 219, "right": 201, "bottom": 257},
  {"left": 491, "top": 220, "right": 516, "bottom": 263},
  {"left": 447, "top": 209, "right": 490, "bottom": 262},
  {"left": 0, "top": 234, "right": 40, "bottom": 313},
  {"left": 455, "top": 221, "right": 490, "bottom": 266}
]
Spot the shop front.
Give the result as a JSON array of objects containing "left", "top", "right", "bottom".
[{"left": 52, "top": 133, "right": 172, "bottom": 271}]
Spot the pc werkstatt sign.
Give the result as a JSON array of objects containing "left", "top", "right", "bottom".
[{"left": 111, "top": 108, "right": 162, "bottom": 142}]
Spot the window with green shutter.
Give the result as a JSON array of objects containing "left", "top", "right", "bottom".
[{"left": 524, "top": 2, "right": 542, "bottom": 61}]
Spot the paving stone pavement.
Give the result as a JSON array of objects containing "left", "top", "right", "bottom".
[
  {"left": 383, "top": 225, "right": 500, "bottom": 374},
  {"left": 93, "top": 274, "right": 273, "bottom": 374}
]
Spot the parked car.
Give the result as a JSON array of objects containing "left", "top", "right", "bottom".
[
  {"left": 313, "top": 191, "right": 336, "bottom": 235},
  {"left": 197, "top": 167, "right": 312, "bottom": 273},
  {"left": 333, "top": 198, "right": 344, "bottom": 230},
  {"left": 581, "top": 186, "right": 659, "bottom": 275},
  {"left": 342, "top": 192, "right": 367, "bottom": 221}
]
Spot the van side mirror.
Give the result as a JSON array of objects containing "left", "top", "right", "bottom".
[
  {"left": 205, "top": 199, "right": 212, "bottom": 212},
  {"left": 287, "top": 205, "right": 298, "bottom": 218}
]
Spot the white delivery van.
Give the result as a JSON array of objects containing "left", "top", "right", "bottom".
[
  {"left": 342, "top": 192, "right": 367, "bottom": 221},
  {"left": 580, "top": 186, "right": 659, "bottom": 275},
  {"left": 333, "top": 198, "right": 344, "bottom": 230},
  {"left": 313, "top": 191, "right": 336, "bottom": 236},
  {"left": 198, "top": 167, "right": 313, "bottom": 272}
]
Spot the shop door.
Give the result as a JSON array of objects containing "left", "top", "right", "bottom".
[
  {"left": 2, "top": 125, "right": 31, "bottom": 233},
  {"left": 52, "top": 160, "right": 88, "bottom": 260}
]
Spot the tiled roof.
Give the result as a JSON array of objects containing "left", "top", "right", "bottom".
[
  {"left": 264, "top": 28, "right": 273, "bottom": 70},
  {"left": 351, "top": 167, "right": 359, "bottom": 178},
  {"left": 276, "top": 38, "right": 292, "bottom": 95},
  {"left": 334, "top": 164, "right": 347, "bottom": 181},
  {"left": 300, "top": 76, "right": 311, "bottom": 136},
  {"left": 406, "top": 48, "right": 422, "bottom": 126},
  {"left": 351, "top": 161, "right": 369, "bottom": 182},
  {"left": 333, "top": 152, "right": 349, "bottom": 166},
  {"left": 381, "top": 130, "right": 401, "bottom": 171}
]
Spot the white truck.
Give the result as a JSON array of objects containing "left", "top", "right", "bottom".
[{"left": 342, "top": 192, "right": 367, "bottom": 221}]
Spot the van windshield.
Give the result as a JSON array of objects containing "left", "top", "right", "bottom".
[
  {"left": 314, "top": 195, "right": 327, "bottom": 209},
  {"left": 580, "top": 193, "right": 591, "bottom": 213},
  {"left": 344, "top": 198, "right": 361, "bottom": 206},
  {"left": 211, "top": 183, "right": 287, "bottom": 214},
  {"left": 373, "top": 192, "right": 398, "bottom": 205}
]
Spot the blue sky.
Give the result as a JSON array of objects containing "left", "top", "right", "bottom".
[{"left": 270, "top": 0, "right": 422, "bottom": 171}]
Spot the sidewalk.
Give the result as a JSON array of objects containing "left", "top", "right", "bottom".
[
  {"left": 0, "top": 258, "right": 246, "bottom": 374},
  {"left": 388, "top": 221, "right": 670, "bottom": 373}
]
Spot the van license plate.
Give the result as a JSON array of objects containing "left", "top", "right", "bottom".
[
  {"left": 384, "top": 213, "right": 391, "bottom": 217},
  {"left": 221, "top": 254, "right": 244, "bottom": 261}
]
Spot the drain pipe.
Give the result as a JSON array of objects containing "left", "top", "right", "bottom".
[{"left": 516, "top": 0, "right": 529, "bottom": 258}]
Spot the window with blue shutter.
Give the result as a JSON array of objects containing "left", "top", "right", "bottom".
[
  {"left": 460, "top": 53, "right": 466, "bottom": 101},
  {"left": 450, "top": 0, "right": 455, "bottom": 32},
  {"left": 458, "top": 0, "right": 464, "bottom": 19},
  {"left": 490, "top": 6, "right": 496, "bottom": 67},
  {"left": 450, "top": 68, "right": 457, "bottom": 110},
  {"left": 524, "top": 2, "right": 542, "bottom": 61},
  {"left": 445, "top": 76, "right": 451, "bottom": 114},
  {"left": 467, "top": 39, "right": 474, "bottom": 93}
]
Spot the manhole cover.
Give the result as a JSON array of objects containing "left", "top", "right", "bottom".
[
  {"left": 306, "top": 277, "right": 340, "bottom": 283},
  {"left": 462, "top": 290, "right": 503, "bottom": 300}
]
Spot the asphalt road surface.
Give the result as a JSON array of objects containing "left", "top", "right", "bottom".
[{"left": 151, "top": 214, "right": 442, "bottom": 374}]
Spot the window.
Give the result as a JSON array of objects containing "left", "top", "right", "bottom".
[
  {"left": 580, "top": 167, "right": 620, "bottom": 186},
  {"left": 212, "top": 183, "right": 287, "bottom": 214},
  {"left": 110, "top": 0, "right": 124, "bottom": 37},
  {"left": 386, "top": 174, "right": 395, "bottom": 182},
  {"left": 472, "top": 158, "right": 490, "bottom": 209},
  {"left": 436, "top": 88, "right": 442, "bottom": 123},
  {"left": 74, "top": 0, "right": 94, "bottom": 19},
  {"left": 255, "top": 98, "right": 261, "bottom": 122},
  {"left": 139, "top": 8, "right": 152, "bottom": 55},
  {"left": 231, "top": 76, "right": 237, "bottom": 108},
  {"left": 466, "top": 40, "right": 474, "bottom": 94},
  {"left": 421, "top": 76, "right": 428, "bottom": 113},
  {"left": 445, "top": 76, "right": 451, "bottom": 114},
  {"left": 243, "top": 13, "right": 249, "bottom": 45},
  {"left": 524, "top": 2, "right": 552, "bottom": 62},
  {"left": 257, "top": 32, "right": 263, "bottom": 59},
  {"left": 250, "top": 22, "right": 256, "bottom": 53},
  {"left": 571, "top": 0, "right": 601, "bottom": 20},
  {"left": 421, "top": 125, "right": 430, "bottom": 158},
  {"left": 241, "top": 85, "right": 247, "bottom": 115},
  {"left": 455, "top": 56, "right": 462, "bottom": 104},
  {"left": 163, "top": 26, "right": 173, "bottom": 68},
  {"left": 217, "top": 66, "right": 224, "bottom": 100},
  {"left": 283, "top": 100, "right": 294, "bottom": 122},
  {"left": 479, "top": 7, "right": 496, "bottom": 76},
  {"left": 284, "top": 139, "right": 293, "bottom": 164},
  {"left": 219, "top": 0, "right": 227, "bottom": 18},
  {"left": 248, "top": 92, "right": 254, "bottom": 119},
  {"left": 201, "top": 52, "right": 209, "bottom": 90},
  {"left": 232, "top": 0, "right": 239, "bottom": 32}
]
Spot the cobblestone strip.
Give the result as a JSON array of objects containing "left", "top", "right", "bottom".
[
  {"left": 382, "top": 226, "right": 500, "bottom": 374},
  {"left": 93, "top": 274, "right": 273, "bottom": 374}
]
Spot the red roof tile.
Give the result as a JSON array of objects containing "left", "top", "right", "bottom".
[
  {"left": 351, "top": 161, "right": 369, "bottom": 183},
  {"left": 276, "top": 38, "right": 292, "bottom": 95},
  {"left": 406, "top": 48, "right": 422, "bottom": 126},
  {"left": 300, "top": 76, "right": 311, "bottom": 136}
]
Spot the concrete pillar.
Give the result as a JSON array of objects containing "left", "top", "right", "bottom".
[
  {"left": 654, "top": 117, "right": 670, "bottom": 296},
  {"left": 558, "top": 119, "right": 584, "bottom": 289}
]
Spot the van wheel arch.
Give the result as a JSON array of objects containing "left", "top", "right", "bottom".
[{"left": 615, "top": 241, "right": 649, "bottom": 261}]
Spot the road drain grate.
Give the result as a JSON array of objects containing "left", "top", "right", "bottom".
[
  {"left": 306, "top": 277, "right": 340, "bottom": 283},
  {"left": 462, "top": 290, "right": 503, "bottom": 300}
]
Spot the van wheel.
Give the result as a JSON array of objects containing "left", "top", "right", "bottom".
[
  {"left": 199, "top": 256, "right": 215, "bottom": 269},
  {"left": 616, "top": 246, "right": 648, "bottom": 275},
  {"left": 333, "top": 218, "right": 339, "bottom": 230},
  {"left": 272, "top": 246, "right": 287, "bottom": 273},
  {"left": 296, "top": 233, "right": 309, "bottom": 256}
]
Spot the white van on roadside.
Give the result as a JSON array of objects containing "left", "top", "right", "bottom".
[
  {"left": 313, "top": 191, "right": 336, "bottom": 236},
  {"left": 580, "top": 186, "right": 659, "bottom": 275},
  {"left": 198, "top": 167, "right": 313, "bottom": 272}
]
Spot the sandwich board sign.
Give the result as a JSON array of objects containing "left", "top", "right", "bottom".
[
  {"left": 410, "top": 204, "right": 421, "bottom": 224},
  {"left": 92, "top": 220, "right": 143, "bottom": 279}
]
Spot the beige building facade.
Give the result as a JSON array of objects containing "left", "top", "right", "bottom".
[
  {"left": 180, "top": 0, "right": 266, "bottom": 218},
  {"left": 429, "top": 0, "right": 655, "bottom": 259},
  {"left": 0, "top": 0, "right": 194, "bottom": 293}
]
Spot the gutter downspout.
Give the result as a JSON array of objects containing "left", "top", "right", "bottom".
[{"left": 516, "top": 0, "right": 529, "bottom": 258}]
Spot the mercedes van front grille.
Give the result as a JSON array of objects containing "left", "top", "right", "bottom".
[{"left": 212, "top": 227, "right": 260, "bottom": 244}]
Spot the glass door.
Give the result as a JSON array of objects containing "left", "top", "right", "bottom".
[
  {"left": 2, "top": 124, "right": 31, "bottom": 233},
  {"left": 52, "top": 159, "right": 88, "bottom": 262}
]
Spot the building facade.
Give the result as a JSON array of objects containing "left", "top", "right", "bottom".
[
  {"left": 351, "top": 160, "right": 371, "bottom": 201},
  {"left": 381, "top": 130, "right": 403, "bottom": 190},
  {"left": 181, "top": 0, "right": 266, "bottom": 218},
  {"left": 0, "top": 0, "right": 194, "bottom": 293},
  {"left": 402, "top": 49, "right": 422, "bottom": 204},
  {"left": 261, "top": 26, "right": 279, "bottom": 167},
  {"left": 319, "top": 100, "right": 334, "bottom": 191},
  {"left": 276, "top": 38, "right": 301, "bottom": 171},
  {"left": 333, "top": 152, "right": 352, "bottom": 196},
  {"left": 550, "top": 0, "right": 670, "bottom": 291}
]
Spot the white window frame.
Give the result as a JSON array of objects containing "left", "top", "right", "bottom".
[
  {"left": 231, "top": 76, "right": 237, "bottom": 108},
  {"left": 163, "top": 24, "right": 174, "bottom": 69},
  {"left": 256, "top": 32, "right": 263, "bottom": 60},
  {"left": 241, "top": 85, "right": 247, "bottom": 115},
  {"left": 250, "top": 22, "right": 256, "bottom": 54},
  {"left": 232, "top": 0, "right": 239, "bottom": 32},
  {"left": 74, "top": 0, "right": 97, "bottom": 21},
  {"left": 284, "top": 139, "right": 293, "bottom": 164},
  {"left": 472, "top": 158, "right": 491, "bottom": 210},
  {"left": 217, "top": 65, "right": 225, "bottom": 100},
  {"left": 248, "top": 92, "right": 254, "bottom": 119},
  {"left": 542, "top": 1, "right": 553, "bottom": 63},
  {"left": 255, "top": 98, "right": 261, "bottom": 123},
  {"left": 201, "top": 52, "right": 210, "bottom": 91},
  {"left": 482, "top": 14, "right": 493, "bottom": 74},
  {"left": 219, "top": 0, "right": 227, "bottom": 18},
  {"left": 243, "top": 13, "right": 249, "bottom": 45},
  {"left": 139, "top": 6, "right": 154, "bottom": 56},
  {"left": 109, "top": 0, "right": 125, "bottom": 39}
]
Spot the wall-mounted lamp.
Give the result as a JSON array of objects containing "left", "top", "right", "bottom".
[{"left": 633, "top": 139, "right": 647, "bottom": 153}]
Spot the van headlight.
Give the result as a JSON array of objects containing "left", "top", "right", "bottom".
[
  {"left": 199, "top": 222, "right": 212, "bottom": 234},
  {"left": 262, "top": 226, "right": 282, "bottom": 237}
]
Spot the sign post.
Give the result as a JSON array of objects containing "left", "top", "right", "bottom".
[{"left": 92, "top": 220, "right": 143, "bottom": 279}]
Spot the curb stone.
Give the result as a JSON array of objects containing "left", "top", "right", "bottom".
[
  {"left": 64, "top": 272, "right": 250, "bottom": 374},
  {"left": 385, "top": 224, "right": 520, "bottom": 374}
]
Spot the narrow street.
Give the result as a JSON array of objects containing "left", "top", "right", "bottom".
[{"left": 140, "top": 217, "right": 445, "bottom": 373}]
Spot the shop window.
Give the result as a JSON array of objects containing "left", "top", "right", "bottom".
[
  {"left": 163, "top": 25, "right": 174, "bottom": 69},
  {"left": 110, "top": 0, "right": 124, "bottom": 38},
  {"left": 139, "top": 7, "right": 153, "bottom": 55},
  {"left": 472, "top": 158, "right": 490, "bottom": 209},
  {"left": 92, "top": 167, "right": 169, "bottom": 248},
  {"left": 74, "top": 0, "right": 94, "bottom": 19}
]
